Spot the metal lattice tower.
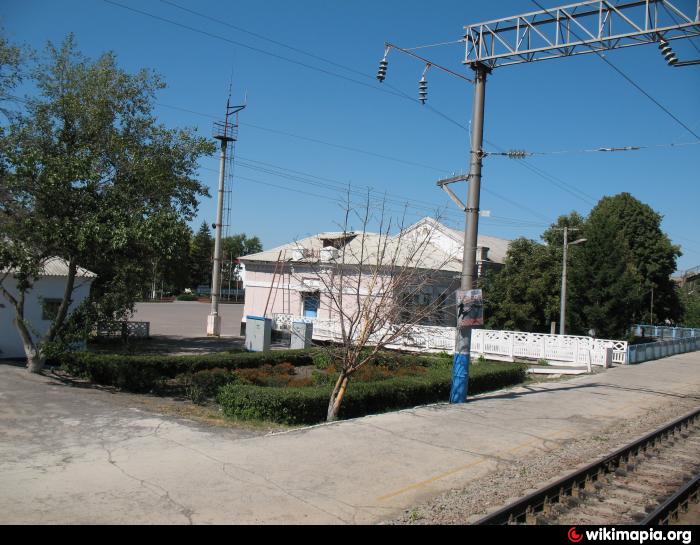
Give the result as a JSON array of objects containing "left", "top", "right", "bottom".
[{"left": 464, "top": 0, "right": 700, "bottom": 68}]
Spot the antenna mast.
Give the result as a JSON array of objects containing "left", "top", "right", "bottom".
[{"left": 207, "top": 92, "right": 246, "bottom": 337}]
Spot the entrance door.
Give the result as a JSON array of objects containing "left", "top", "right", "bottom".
[{"left": 303, "top": 292, "right": 320, "bottom": 318}]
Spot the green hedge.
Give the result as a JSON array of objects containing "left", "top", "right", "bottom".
[
  {"left": 54, "top": 349, "right": 317, "bottom": 393},
  {"left": 217, "top": 362, "right": 526, "bottom": 425},
  {"left": 53, "top": 348, "right": 451, "bottom": 394}
]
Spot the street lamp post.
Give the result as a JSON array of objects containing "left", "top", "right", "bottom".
[{"left": 560, "top": 226, "right": 586, "bottom": 336}]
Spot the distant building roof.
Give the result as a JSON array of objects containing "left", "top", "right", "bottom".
[
  {"left": 3, "top": 257, "right": 97, "bottom": 278},
  {"left": 239, "top": 218, "right": 513, "bottom": 270},
  {"left": 403, "top": 217, "right": 512, "bottom": 265}
]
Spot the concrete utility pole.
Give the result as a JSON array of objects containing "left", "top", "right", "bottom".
[
  {"left": 207, "top": 97, "right": 245, "bottom": 337},
  {"left": 448, "top": 63, "right": 489, "bottom": 403},
  {"left": 559, "top": 227, "right": 586, "bottom": 336},
  {"left": 461, "top": 64, "right": 488, "bottom": 292},
  {"left": 378, "top": 0, "right": 699, "bottom": 400}
]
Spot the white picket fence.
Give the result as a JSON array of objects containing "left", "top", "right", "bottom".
[
  {"left": 471, "top": 329, "right": 628, "bottom": 366},
  {"left": 271, "top": 314, "right": 627, "bottom": 366}
]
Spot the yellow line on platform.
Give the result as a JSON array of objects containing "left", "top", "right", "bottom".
[{"left": 376, "top": 428, "right": 573, "bottom": 502}]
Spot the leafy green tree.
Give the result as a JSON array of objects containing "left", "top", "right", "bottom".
[
  {"left": 0, "top": 31, "right": 26, "bottom": 120},
  {"left": 679, "top": 286, "right": 700, "bottom": 328},
  {"left": 0, "top": 35, "right": 215, "bottom": 372},
  {"left": 482, "top": 212, "right": 583, "bottom": 332},
  {"left": 220, "top": 233, "right": 262, "bottom": 292},
  {"left": 483, "top": 196, "right": 680, "bottom": 340},
  {"left": 569, "top": 193, "right": 681, "bottom": 338},
  {"left": 189, "top": 221, "right": 214, "bottom": 289},
  {"left": 222, "top": 233, "right": 262, "bottom": 262}
]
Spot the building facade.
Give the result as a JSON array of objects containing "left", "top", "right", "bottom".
[
  {"left": 0, "top": 257, "right": 96, "bottom": 359},
  {"left": 240, "top": 218, "right": 511, "bottom": 329}
]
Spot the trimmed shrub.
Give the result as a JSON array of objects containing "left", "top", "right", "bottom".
[
  {"left": 54, "top": 349, "right": 317, "bottom": 393},
  {"left": 217, "top": 362, "right": 526, "bottom": 425},
  {"left": 310, "top": 348, "right": 445, "bottom": 371},
  {"left": 187, "top": 368, "right": 238, "bottom": 404},
  {"left": 311, "top": 350, "right": 335, "bottom": 370},
  {"left": 176, "top": 293, "right": 198, "bottom": 301}
]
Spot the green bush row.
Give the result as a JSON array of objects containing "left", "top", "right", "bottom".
[
  {"left": 217, "top": 362, "right": 526, "bottom": 425},
  {"left": 54, "top": 349, "right": 317, "bottom": 393},
  {"left": 311, "top": 348, "right": 449, "bottom": 370}
]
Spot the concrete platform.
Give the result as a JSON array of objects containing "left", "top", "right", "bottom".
[
  {"left": 527, "top": 366, "right": 590, "bottom": 375},
  {"left": 132, "top": 301, "right": 243, "bottom": 337},
  {"left": 0, "top": 352, "right": 698, "bottom": 524}
]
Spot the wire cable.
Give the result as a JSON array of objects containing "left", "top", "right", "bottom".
[
  {"left": 102, "top": 0, "right": 411, "bottom": 102},
  {"left": 531, "top": 0, "right": 700, "bottom": 140},
  {"left": 106, "top": 1, "right": 604, "bottom": 210}
]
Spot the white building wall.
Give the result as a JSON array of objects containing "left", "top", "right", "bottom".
[{"left": 0, "top": 276, "right": 93, "bottom": 359}]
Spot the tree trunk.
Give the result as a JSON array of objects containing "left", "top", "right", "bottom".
[
  {"left": 24, "top": 341, "right": 46, "bottom": 374},
  {"left": 15, "top": 314, "right": 45, "bottom": 374},
  {"left": 46, "top": 257, "right": 77, "bottom": 343},
  {"left": 2, "top": 280, "right": 47, "bottom": 374},
  {"left": 327, "top": 371, "right": 350, "bottom": 422}
]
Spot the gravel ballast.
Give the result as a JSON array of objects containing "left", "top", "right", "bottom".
[{"left": 389, "top": 396, "right": 700, "bottom": 525}]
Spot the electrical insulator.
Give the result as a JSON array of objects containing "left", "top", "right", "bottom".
[
  {"left": 377, "top": 59, "right": 388, "bottom": 82},
  {"left": 658, "top": 39, "right": 678, "bottom": 66},
  {"left": 506, "top": 150, "right": 528, "bottom": 159},
  {"left": 419, "top": 76, "right": 428, "bottom": 105}
]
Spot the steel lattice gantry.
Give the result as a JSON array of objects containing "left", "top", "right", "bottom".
[{"left": 464, "top": 0, "right": 700, "bottom": 68}]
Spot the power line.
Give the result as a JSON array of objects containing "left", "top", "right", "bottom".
[
  {"left": 102, "top": 0, "right": 411, "bottom": 102},
  {"left": 155, "top": 100, "right": 450, "bottom": 172},
  {"left": 6, "top": 91, "right": 577, "bottom": 225},
  {"left": 160, "top": 0, "right": 383, "bottom": 82},
  {"left": 531, "top": 0, "right": 700, "bottom": 141},
  {"left": 154, "top": 100, "right": 560, "bottom": 224},
  {"left": 207, "top": 158, "right": 551, "bottom": 228},
  {"left": 659, "top": 1, "right": 700, "bottom": 57},
  {"left": 486, "top": 140, "right": 700, "bottom": 157},
  {"left": 199, "top": 158, "right": 552, "bottom": 230},
  {"left": 404, "top": 39, "right": 466, "bottom": 51},
  {"left": 108, "top": 0, "right": 605, "bottom": 209}
]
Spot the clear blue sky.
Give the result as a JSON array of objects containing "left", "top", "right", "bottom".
[{"left": 3, "top": 0, "right": 699, "bottom": 272}]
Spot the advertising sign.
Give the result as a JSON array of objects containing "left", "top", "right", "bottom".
[{"left": 456, "top": 289, "right": 484, "bottom": 328}]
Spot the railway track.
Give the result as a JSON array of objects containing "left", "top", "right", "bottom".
[{"left": 476, "top": 408, "right": 700, "bottom": 526}]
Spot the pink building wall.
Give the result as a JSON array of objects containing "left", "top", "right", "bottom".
[{"left": 242, "top": 263, "right": 456, "bottom": 326}]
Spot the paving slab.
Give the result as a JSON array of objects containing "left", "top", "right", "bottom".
[{"left": 0, "top": 352, "right": 699, "bottom": 524}]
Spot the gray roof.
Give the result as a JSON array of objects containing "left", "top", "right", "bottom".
[
  {"left": 240, "top": 218, "right": 512, "bottom": 270},
  {"left": 3, "top": 257, "right": 97, "bottom": 278},
  {"left": 444, "top": 226, "right": 511, "bottom": 265}
]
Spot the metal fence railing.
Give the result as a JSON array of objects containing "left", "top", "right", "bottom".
[
  {"left": 632, "top": 324, "right": 700, "bottom": 340},
  {"left": 628, "top": 337, "right": 698, "bottom": 364},
  {"left": 95, "top": 321, "right": 150, "bottom": 339}
]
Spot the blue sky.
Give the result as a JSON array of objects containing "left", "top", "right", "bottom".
[{"left": 3, "top": 0, "right": 699, "bottom": 272}]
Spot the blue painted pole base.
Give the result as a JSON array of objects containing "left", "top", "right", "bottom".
[{"left": 449, "top": 352, "right": 470, "bottom": 404}]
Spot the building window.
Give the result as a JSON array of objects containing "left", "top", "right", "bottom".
[
  {"left": 302, "top": 292, "right": 320, "bottom": 318},
  {"left": 42, "top": 299, "right": 62, "bottom": 321}
]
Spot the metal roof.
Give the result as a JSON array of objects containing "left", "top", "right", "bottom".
[
  {"left": 3, "top": 257, "right": 97, "bottom": 278},
  {"left": 240, "top": 218, "right": 512, "bottom": 270}
]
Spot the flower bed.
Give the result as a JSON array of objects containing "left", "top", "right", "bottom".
[
  {"left": 53, "top": 349, "right": 317, "bottom": 393},
  {"left": 217, "top": 360, "right": 526, "bottom": 425}
]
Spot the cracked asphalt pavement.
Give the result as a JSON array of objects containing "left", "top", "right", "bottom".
[{"left": 1, "top": 352, "right": 699, "bottom": 524}]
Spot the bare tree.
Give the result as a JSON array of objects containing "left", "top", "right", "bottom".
[{"left": 290, "top": 193, "right": 459, "bottom": 421}]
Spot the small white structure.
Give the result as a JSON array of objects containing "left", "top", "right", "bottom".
[{"left": 0, "top": 257, "right": 96, "bottom": 359}]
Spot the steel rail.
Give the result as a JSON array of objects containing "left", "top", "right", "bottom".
[
  {"left": 641, "top": 475, "right": 700, "bottom": 525},
  {"left": 475, "top": 407, "right": 700, "bottom": 525}
]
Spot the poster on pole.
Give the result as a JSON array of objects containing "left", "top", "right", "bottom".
[{"left": 456, "top": 289, "right": 484, "bottom": 328}]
